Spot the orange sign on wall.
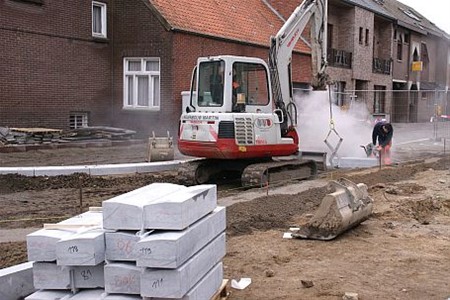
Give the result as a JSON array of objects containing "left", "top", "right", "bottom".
[{"left": 412, "top": 61, "right": 423, "bottom": 72}]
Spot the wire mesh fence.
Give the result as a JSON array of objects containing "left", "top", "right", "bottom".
[
  {"left": 295, "top": 87, "right": 450, "bottom": 164},
  {"left": 331, "top": 88, "right": 450, "bottom": 135}
]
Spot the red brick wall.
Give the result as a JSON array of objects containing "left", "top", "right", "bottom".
[
  {"left": 172, "top": 33, "right": 312, "bottom": 113},
  {"left": 0, "top": 0, "right": 112, "bottom": 129},
  {"left": 110, "top": 0, "right": 178, "bottom": 137},
  {"left": 0, "top": 0, "right": 313, "bottom": 136}
]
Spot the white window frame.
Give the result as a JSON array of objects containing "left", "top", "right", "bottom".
[
  {"left": 92, "top": 1, "right": 107, "bottom": 38},
  {"left": 123, "top": 58, "right": 161, "bottom": 111},
  {"left": 69, "top": 113, "right": 89, "bottom": 129}
]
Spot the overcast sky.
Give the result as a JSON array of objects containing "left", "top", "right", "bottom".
[{"left": 397, "top": 0, "right": 450, "bottom": 34}]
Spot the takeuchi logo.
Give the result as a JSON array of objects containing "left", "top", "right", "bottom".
[{"left": 255, "top": 118, "right": 273, "bottom": 129}]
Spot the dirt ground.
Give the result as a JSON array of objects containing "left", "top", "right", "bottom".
[{"left": 1, "top": 143, "right": 450, "bottom": 299}]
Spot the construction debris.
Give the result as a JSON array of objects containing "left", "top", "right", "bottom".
[
  {"left": 0, "top": 127, "right": 62, "bottom": 145},
  {"left": 62, "top": 126, "right": 136, "bottom": 141},
  {"left": 0, "top": 126, "right": 136, "bottom": 146}
]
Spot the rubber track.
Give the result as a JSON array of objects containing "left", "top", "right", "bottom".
[
  {"left": 241, "top": 160, "right": 317, "bottom": 188},
  {"left": 178, "top": 160, "right": 203, "bottom": 185}
]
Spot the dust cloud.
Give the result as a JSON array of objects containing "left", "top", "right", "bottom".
[{"left": 295, "top": 90, "right": 373, "bottom": 159}]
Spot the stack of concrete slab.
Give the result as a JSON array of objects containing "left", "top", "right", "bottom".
[
  {"left": 24, "top": 182, "right": 226, "bottom": 300},
  {"left": 103, "top": 182, "right": 226, "bottom": 299},
  {"left": 27, "top": 210, "right": 106, "bottom": 292}
]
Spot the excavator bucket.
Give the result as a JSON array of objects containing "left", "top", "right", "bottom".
[
  {"left": 147, "top": 131, "right": 174, "bottom": 162},
  {"left": 292, "top": 178, "right": 373, "bottom": 240}
]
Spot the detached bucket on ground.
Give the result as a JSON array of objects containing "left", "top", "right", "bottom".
[
  {"left": 147, "top": 131, "right": 174, "bottom": 162},
  {"left": 292, "top": 178, "right": 373, "bottom": 240}
]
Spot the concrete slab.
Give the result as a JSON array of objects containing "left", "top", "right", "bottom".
[
  {"left": 27, "top": 229, "right": 75, "bottom": 262},
  {"left": 135, "top": 160, "right": 184, "bottom": 173},
  {"left": 56, "top": 229, "right": 105, "bottom": 266},
  {"left": 102, "top": 183, "right": 186, "bottom": 230},
  {"left": 89, "top": 164, "right": 138, "bottom": 176},
  {"left": 333, "top": 157, "right": 379, "bottom": 168},
  {"left": 0, "top": 262, "right": 35, "bottom": 300},
  {"left": 104, "top": 262, "right": 141, "bottom": 295},
  {"left": 140, "top": 232, "right": 226, "bottom": 298},
  {"left": 105, "top": 231, "right": 141, "bottom": 262},
  {"left": 143, "top": 184, "right": 217, "bottom": 230},
  {"left": 25, "top": 289, "right": 72, "bottom": 300},
  {"left": 59, "top": 211, "right": 103, "bottom": 226},
  {"left": 151, "top": 262, "right": 223, "bottom": 300},
  {"left": 102, "top": 293, "right": 143, "bottom": 299},
  {"left": 68, "top": 289, "right": 143, "bottom": 299},
  {"left": 33, "top": 262, "right": 105, "bottom": 290},
  {"left": 0, "top": 167, "right": 35, "bottom": 176},
  {"left": 34, "top": 166, "right": 90, "bottom": 176},
  {"left": 136, "top": 206, "right": 226, "bottom": 268},
  {"left": 27, "top": 211, "right": 103, "bottom": 262}
]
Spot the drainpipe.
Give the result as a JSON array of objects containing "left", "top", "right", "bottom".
[{"left": 110, "top": 0, "right": 115, "bottom": 127}]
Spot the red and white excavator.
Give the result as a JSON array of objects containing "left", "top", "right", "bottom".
[
  {"left": 178, "top": 0, "right": 329, "bottom": 187},
  {"left": 177, "top": 1, "right": 374, "bottom": 240}
]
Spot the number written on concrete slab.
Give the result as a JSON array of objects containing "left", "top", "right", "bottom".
[
  {"left": 68, "top": 245, "right": 79, "bottom": 253},
  {"left": 139, "top": 247, "right": 152, "bottom": 255}
]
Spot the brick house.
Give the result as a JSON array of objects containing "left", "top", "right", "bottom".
[
  {"left": 381, "top": 0, "right": 450, "bottom": 122},
  {"left": 1, "top": 0, "right": 449, "bottom": 137},
  {"left": 0, "top": 0, "right": 112, "bottom": 130},
  {"left": 0, "top": 0, "right": 313, "bottom": 137},
  {"left": 327, "top": 0, "right": 395, "bottom": 120}
]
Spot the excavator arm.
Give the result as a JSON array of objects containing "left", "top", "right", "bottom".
[{"left": 269, "top": 0, "right": 328, "bottom": 132}]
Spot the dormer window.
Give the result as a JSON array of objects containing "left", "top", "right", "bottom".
[{"left": 401, "top": 8, "right": 421, "bottom": 22}]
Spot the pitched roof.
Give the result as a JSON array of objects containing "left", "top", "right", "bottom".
[
  {"left": 375, "top": 0, "right": 447, "bottom": 37},
  {"left": 147, "top": 0, "right": 311, "bottom": 53},
  {"left": 341, "top": 0, "right": 395, "bottom": 20}
]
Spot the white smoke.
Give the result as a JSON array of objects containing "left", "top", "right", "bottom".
[{"left": 295, "top": 90, "right": 373, "bottom": 158}]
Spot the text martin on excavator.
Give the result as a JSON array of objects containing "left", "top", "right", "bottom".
[{"left": 178, "top": 0, "right": 329, "bottom": 187}]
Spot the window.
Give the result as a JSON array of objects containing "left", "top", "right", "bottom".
[
  {"left": 232, "top": 62, "right": 270, "bottom": 107},
  {"left": 327, "top": 23, "right": 333, "bottom": 49},
  {"left": 412, "top": 47, "right": 419, "bottom": 61},
  {"left": 198, "top": 60, "right": 225, "bottom": 107},
  {"left": 365, "top": 29, "right": 369, "bottom": 46},
  {"left": 402, "top": 9, "right": 421, "bottom": 22},
  {"left": 397, "top": 39, "right": 403, "bottom": 60},
  {"left": 373, "top": 85, "right": 386, "bottom": 113},
  {"left": 124, "top": 58, "right": 160, "bottom": 110},
  {"left": 420, "top": 43, "right": 429, "bottom": 63},
  {"left": 421, "top": 42, "right": 429, "bottom": 73},
  {"left": 334, "top": 81, "right": 346, "bottom": 107},
  {"left": 92, "top": 1, "right": 107, "bottom": 38},
  {"left": 359, "top": 27, "right": 363, "bottom": 44},
  {"left": 404, "top": 33, "right": 410, "bottom": 44},
  {"left": 69, "top": 112, "right": 89, "bottom": 129}
]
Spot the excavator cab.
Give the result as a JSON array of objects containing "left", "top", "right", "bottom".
[
  {"left": 189, "top": 56, "right": 275, "bottom": 115},
  {"left": 179, "top": 56, "right": 300, "bottom": 162}
]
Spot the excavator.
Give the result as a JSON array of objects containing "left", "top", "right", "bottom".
[
  {"left": 177, "top": 0, "right": 373, "bottom": 239},
  {"left": 178, "top": 0, "right": 329, "bottom": 187}
]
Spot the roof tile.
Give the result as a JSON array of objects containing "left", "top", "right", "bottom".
[{"left": 148, "top": 0, "right": 311, "bottom": 53}]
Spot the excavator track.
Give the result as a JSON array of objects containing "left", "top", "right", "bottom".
[
  {"left": 241, "top": 159, "right": 318, "bottom": 188},
  {"left": 178, "top": 159, "right": 251, "bottom": 186},
  {"left": 178, "top": 160, "right": 204, "bottom": 185},
  {"left": 178, "top": 158, "right": 318, "bottom": 187}
]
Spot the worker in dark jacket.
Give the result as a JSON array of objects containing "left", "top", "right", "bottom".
[{"left": 372, "top": 120, "right": 393, "bottom": 165}]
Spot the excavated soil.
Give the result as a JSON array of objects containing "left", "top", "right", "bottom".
[{"left": 1, "top": 145, "right": 450, "bottom": 299}]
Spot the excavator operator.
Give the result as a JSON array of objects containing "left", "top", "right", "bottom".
[
  {"left": 372, "top": 120, "right": 393, "bottom": 165},
  {"left": 232, "top": 75, "right": 245, "bottom": 112}
]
